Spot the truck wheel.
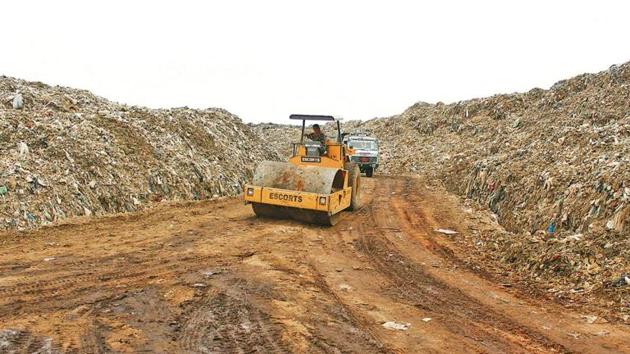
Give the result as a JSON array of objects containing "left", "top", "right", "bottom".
[
  {"left": 366, "top": 167, "right": 374, "bottom": 177},
  {"left": 345, "top": 162, "right": 361, "bottom": 210}
]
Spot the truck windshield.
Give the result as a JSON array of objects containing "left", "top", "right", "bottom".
[{"left": 349, "top": 140, "right": 378, "bottom": 150}]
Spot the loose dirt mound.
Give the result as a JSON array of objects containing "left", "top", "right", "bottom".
[
  {"left": 253, "top": 62, "right": 630, "bottom": 319},
  {"left": 0, "top": 76, "right": 278, "bottom": 231}
]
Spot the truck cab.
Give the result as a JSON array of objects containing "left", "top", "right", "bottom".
[{"left": 343, "top": 133, "right": 379, "bottom": 177}]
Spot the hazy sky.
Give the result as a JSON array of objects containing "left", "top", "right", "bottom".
[{"left": 2, "top": 0, "right": 628, "bottom": 123}]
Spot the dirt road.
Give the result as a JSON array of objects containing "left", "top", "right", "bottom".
[{"left": 1, "top": 176, "right": 629, "bottom": 353}]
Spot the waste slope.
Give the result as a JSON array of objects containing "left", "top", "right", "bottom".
[
  {"left": 348, "top": 62, "right": 630, "bottom": 311},
  {"left": 0, "top": 76, "right": 278, "bottom": 231},
  {"left": 249, "top": 122, "right": 299, "bottom": 160}
]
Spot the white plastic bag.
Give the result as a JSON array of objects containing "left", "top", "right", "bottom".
[{"left": 12, "top": 91, "right": 23, "bottom": 109}]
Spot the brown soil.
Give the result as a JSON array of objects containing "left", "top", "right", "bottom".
[{"left": 1, "top": 176, "right": 628, "bottom": 353}]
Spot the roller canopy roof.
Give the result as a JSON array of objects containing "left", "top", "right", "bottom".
[{"left": 289, "top": 114, "right": 342, "bottom": 121}]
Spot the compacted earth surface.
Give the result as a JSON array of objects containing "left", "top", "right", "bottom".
[{"left": 1, "top": 176, "right": 629, "bottom": 353}]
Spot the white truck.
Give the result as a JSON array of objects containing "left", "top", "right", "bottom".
[{"left": 343, "top": 133, "right": 380, "bottom": 177}]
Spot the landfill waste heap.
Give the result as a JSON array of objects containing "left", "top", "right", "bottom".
[
  {"left": 0, "top": 76, "right": 278, "bottom": 231},
  {"left": 254, "top": 62, "right": 630, "bottom": 318},
  {"left": 249, "top": 122, "right": 300, "bottom": 160}
]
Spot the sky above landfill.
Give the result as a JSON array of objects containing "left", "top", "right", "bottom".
[{"left": 2, "top": 0, "right": 629, "bottom": 123}]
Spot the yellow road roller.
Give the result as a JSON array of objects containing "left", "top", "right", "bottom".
[{"left": 243, "top": 114, "right": 360, "bottom": 225}]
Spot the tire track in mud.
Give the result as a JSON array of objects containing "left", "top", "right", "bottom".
[
  {"left": 305, "top": 263, "right": 390, "bottom": 353},
  {"left": 0, "top": 255, "right": 200, "bottom": 314},
  {"left": 0, "top": 221, "right": 233, "bottom": 315},
  {"left": 0, "top": 328, "right": 59, "bottom": 353},
  {"left": 0, "top": 209, "right": 291, "bottom": 353},
  {"left": 353, "top": 177, "right": 568, "bottom": 353},
  {"left": 78, "top": 321, "right": 111, "bottom": 354},
  {"left": 177, "top": 290, "right": 286, "bottom": 353},
  {"left": 394, "top": 178, "right": 484, "bottom": 265}
]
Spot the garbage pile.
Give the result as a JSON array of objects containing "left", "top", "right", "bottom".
[
  {"left": 348, "top": 62, "right": 630, "bottom": 315},
  {"left": 248, "top": 122, "right": 299, "bottom": 160},
  {"left": 0, "top": 76, "right": 278, "bottom": 231}
]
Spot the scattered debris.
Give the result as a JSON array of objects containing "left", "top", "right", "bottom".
[
  {"left": 582, "top": 315, "right": 608, "bottom": 324},
  {"left": 567, "top": 332, "right": 581, "bottom": 339},
  {"left": 16, "top": 141, "right": 29, "bottom": 155},
  {"left": 201, "top": 269, "right": 223, "bottom": 278},
  {"left": 338, "top": 283, "right": 352, "bottom": 291},
  {"left": 583, "top": 315, "right": 598, "bottom": 324},
  {"left": 560, "top": 234, "right": 583, "bottom": 243},
  {"left": 0, "top": 329, "right": 54, "bottom": 353},
  {"left": 382, "top": 321, "right": 411, "bottom": 331},
  {"left": 421, "top": 317, "right": 432, "bottom": 322},
  {"left": 611, "top": 274, "right": 630, "bottom": 287},
  {"left": 435, "top": 228, "right": 458, "bottom": 235}
]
